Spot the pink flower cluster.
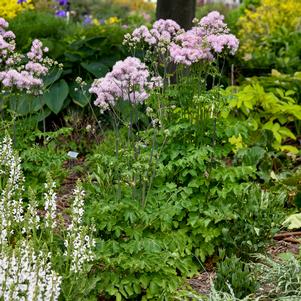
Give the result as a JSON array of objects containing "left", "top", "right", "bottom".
[
  {"left": 169, "top": 11, "right": 239, "bottom": 65},
  {"left": 0, "top": 18, "right": 51, "bottom": 93},
  {"left": 197, "top": 11, "right": 229, "bottom": 35},
  {"left": 123, "top": 19, "right": 182, "bottom": 49},
  {"left": 0, "top": 18, "right": 15, "bottom": 59},
  {"left": 124, "top": 12, "right": 239, "bottom": 67},
  {"left": 169, "top": 30, "right": 214, "bottom": 65},
  {"left": 90, "top": 57, "right": 162, "bottom": 112}
]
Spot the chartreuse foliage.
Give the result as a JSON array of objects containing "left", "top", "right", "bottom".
[{"left": 224, "top": 83, "right": 301, "bottom": 154}]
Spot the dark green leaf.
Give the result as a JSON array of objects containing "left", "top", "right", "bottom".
[{"left": 44, "top": 79, "right": 69, "bottom": 114}]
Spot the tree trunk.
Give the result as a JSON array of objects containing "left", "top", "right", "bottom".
[{"left": 156, "top": 0, "right": 196, "bottom": 30}]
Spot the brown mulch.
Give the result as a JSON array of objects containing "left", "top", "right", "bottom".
[
  {"left": 188, "top": 271, "right": 216, "bottom": 295},
  {"left": 56, "top": 157, "right": 86, "bottom": 226},
  {"left": 268, "top": 233, "right": 300, "bottom": 257},
  {"left": 188, "top": 257, "right": 216, "bottom": 295},
  {"left": 37, "top": 156, "right": 85, "bottom": 228}
]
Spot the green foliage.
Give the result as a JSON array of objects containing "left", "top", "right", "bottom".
[
  {"left": 84, "top": 99, "right": 286, "bottom": 299},
  {"left": 9, "top": 10, "right": 74, "bottom": 51},
  {"left": 214, "top": 256, "right": 257, "bottom": 299},
  {"left": 0, "top": 122, "right": 72, "bottom": 192}
]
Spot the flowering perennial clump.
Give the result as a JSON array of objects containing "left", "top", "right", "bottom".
[
  {"left": 90, "top": 57, "right": 162, "bottom": 112},
  {"left": 0, "top": 136, "right": 97, "bottom": 299},
  {"left": 0, "top": 0, "right": 33, "bottom": 19},
  {"left": 0, "top": 241, "right": 62, "bottom": 301},
  {"left": 124, "top": 11, "right": 239, "bottom": 67},
  {"left": 0, "top": 18, "right": 52, "bottom": 94},
  {"left": 44, "top": 180, "right": 58, "bottom": 229}
]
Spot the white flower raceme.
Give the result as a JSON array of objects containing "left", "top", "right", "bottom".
[
  {"left": 44, "top": 181, "right": 57, "bottom": 229},
  {"left": 64, "top": 185, "right": 96, "bottom": 274},
  {"left": 0, "top": 241, "right": 61, "bottom": 301},
  {"left": 0, "top": 136, "right": 24, "bottom": 244}
]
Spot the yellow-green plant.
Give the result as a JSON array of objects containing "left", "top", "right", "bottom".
[
  {"left": 238, "top": 0, "right": 301, "bottom": 59},
  {"left": 0, "top": 0, "right": 33, "bottom": 19},
  {"left": 224, "top": 83, "right": 301, "bottom": 153}
]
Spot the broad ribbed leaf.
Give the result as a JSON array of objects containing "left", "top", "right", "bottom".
[{"left": 44, "top": 79, "right": 69, "bottom": 114}]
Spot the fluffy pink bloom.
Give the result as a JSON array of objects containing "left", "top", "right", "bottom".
[
  {"left": 0, "top": 19, "right": 51, "bottom": 93},
  {"left": 25, "top": 61, "right": 48, "bottom": 76},
  {"left": 0, "top": 18, "right": 8, "bottom": 32},
  {"left": 197, "top": 11, "right": 229, "bottom": 35},
  {"left": 27, "top": 39, "right": 44, "bottom": 61},
  {"left": 90, "top": 57, "right": 162, "bottom": 111},
  {"left": 206, "top": 34, "right": 239, "bottom": 55},
  {"left": 124, "top": 19, "right": 182, "bottom": 49},
  {"left": 0, "top": 69, "right": 42, "bottom": 90},
  {"left": 169, "top": 11, "right": 239, "bottom": 65}
]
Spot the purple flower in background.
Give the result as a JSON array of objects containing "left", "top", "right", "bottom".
[
  {"left": 56, "top": 0, "right": 68, "bottom": 6},
  {"left": 55, "top": 10, "right": 67, "bottom": 17},
  {"left": 99, "top": 19, "right": 105, "bottom": 25},
  {"left": 83, "top": 16, "right": 92, "bottom": 25},
  {"left": 17, "top": 0, "right": 27, "bottom": 3}
]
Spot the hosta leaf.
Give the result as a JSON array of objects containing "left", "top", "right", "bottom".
[
  {"left": 43, "top": 67, "right": 63, "bottom": 87},
  {"left": 81, "top": 62, "right": 109, "bottom": 77},
  {"left": 44, "top": 79, "right": 69, "bottom": 114}
]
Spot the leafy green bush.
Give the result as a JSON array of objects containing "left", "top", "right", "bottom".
[
  {"left": 9, "top": 10, "right": 75, "bottom": 51},
  {"left": 83, "top": 85, "right": 287, "bottom": 299}
]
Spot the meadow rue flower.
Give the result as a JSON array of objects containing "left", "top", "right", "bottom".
[
  {"left": 0, "top": 19, "right": 54, "bottom": 93},
  {"left": 124, "top": 19, "right": 182, "bottom": 51},
  {"left": 206, "top": 33, "right": 239, "bottom": 55},
  {"left": 169, "top": 11, "right": 239, "bottom": 65},
  {"left": 90, "top": 57, "right": 162, "bottom": 112},
  {"left": 197, "top": 11, "right": 229, "bottom": 35},
  {"left": 124, "top": 13, "right": 238, "bottom": 67},
  {"left": 169, "top": 30, "right": 214, "bottom": 65}
]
